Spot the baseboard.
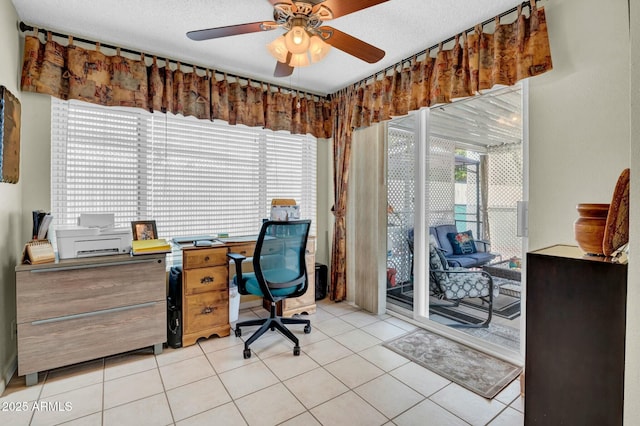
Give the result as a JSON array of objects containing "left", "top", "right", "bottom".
[
  {"left": 239, "top": 299, "right": 262, "bottom": 310},
  {"left": 1, "top": 356, "right": 17, "bottom": 396}
]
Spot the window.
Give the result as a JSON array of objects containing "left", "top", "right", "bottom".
[{"left": 51, "top": 99, "right": 317, "bottom": 241}]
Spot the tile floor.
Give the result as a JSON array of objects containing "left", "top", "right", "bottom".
[{"left": 0, "top": 299, "right": 524, "bottom": 426}]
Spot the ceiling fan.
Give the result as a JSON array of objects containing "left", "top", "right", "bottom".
[{"left": 187, "top": 0, "right": 388, "bottom": 77}]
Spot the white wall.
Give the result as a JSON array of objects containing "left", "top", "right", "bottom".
[
  {"left": 0, "top": 0, "right": 23, "bottom": 393},
  {"left": 627, "top": 0, "right": 640, "bottom": 422},
  {"left": 528, "top": 0, "right": 630, "bottom": 249}
]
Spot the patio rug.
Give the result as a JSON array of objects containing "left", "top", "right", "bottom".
[
  {"left": 430, "top": 291, "right": 520, "bottom": 326},
  {"left": 383, "top": 328, "right": 521, "bottom": 399},
  {"left": 459, "top": 294, "right": 520, "bottom": 320}
]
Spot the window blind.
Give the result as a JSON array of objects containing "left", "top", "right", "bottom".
[{"left": 51, "top": 98, "right": 317, "bottom": 246}]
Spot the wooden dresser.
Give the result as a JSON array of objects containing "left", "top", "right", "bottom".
[
  {"left": 525, "top": 245, "right": 627, "bottom": 425},
  {"left": 181, "top": 246, "right": 231, "bottom": 346},
  {"left": 15, "top": 254, "right": 166, "bottom": 386}
]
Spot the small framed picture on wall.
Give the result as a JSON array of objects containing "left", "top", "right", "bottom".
[{"left": 131, "top": 220, "right": 157, "bottom": 240}]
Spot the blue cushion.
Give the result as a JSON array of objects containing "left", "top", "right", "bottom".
[
  {"left": 234, "top": 268, "right": 302, "bottom": 297},
  {"left": 446, "top": 230, "right": 477, "bottom": 255},
  {"left": 432, "top": 224, "right": 457, "bottom": 255}
]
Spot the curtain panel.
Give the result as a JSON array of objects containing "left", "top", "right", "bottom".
[
  {"left": 328, "top": 2, "right": 552, "bottom": 301},
  {"left": 20, "top": 35, "right": 332, "bottom": 139}
]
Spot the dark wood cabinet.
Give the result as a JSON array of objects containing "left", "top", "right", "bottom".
[{"left": 525, "top": 245, "right": 627, "bottom": 425}]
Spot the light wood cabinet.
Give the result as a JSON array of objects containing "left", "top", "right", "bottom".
[
  {"left": 15, "top": 254, "right": 167, "bottom": 386},
  {"left": 181, "top": 246, "right": 230, "bottom": 346}
]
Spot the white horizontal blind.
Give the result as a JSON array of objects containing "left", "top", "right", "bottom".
[
  {"left": 51, "top": 101, "right": 143, "bottom": 228},
  {"left": 51, "top": 98, "right": 317, "bottom": 244}
]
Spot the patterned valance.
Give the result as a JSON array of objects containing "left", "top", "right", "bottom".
[
  {"left": 338, "top": 2, "right": 552, "bottom": 130},
  {"left": 20, "top": 34, "right": 332, "bottom": 139}
]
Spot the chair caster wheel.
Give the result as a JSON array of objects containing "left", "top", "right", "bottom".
[
  {"left": 304, "top": 325, "right": 311, "bottom": 334},
  {"left": 235, "top": 328, "right": 242, "bottom": 337},
  {"left": 293, "top": 346, "right": 300, "bottom": 356},
  {"left": 243, "top": 348, "right": 251, "bottom": 359}
]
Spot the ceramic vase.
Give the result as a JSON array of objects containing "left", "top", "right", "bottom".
[{"left": 574, "top": 203, "right": 610, "bottom": 255}]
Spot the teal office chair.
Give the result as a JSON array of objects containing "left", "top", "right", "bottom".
[{"left": 228, "top": 220, "right": 312, "bottom": 359}]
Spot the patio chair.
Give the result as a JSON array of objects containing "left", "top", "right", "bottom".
[
  {"left": 429, "top": 235, "right": 497, "bottom": 327},
  {"left": 429, "top": 224, "right": 497, "bottom": 268}
]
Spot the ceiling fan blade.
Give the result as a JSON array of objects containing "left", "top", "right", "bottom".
[
  {"left": 320, "top": 26, "right": 385, "bottom": 63},
  {"left": 274, "top": 53, "right": 294, "bottom": 77},
  {"left": 187, "top": 21, "right": 277, "bottom": 41},
  {"left": 318, "top": 0, "right": 389, "bottom": 20}
]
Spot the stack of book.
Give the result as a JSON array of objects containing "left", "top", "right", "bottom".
[{"left": 131, "top": 238, "right": 171, "bottom": 255}]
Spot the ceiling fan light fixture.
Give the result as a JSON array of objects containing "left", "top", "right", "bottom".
[
  {"left": 284, "top": 25, "right": 310, "bottom": 54},
  {"left": 309, "top": 35, "right": 330, "bottom": 63},
  {"left": 267, "top": 35, "right": 289, "bottom": 63},
  {"left": 288, "top": 52, "right": 310, "bottom": 67}
]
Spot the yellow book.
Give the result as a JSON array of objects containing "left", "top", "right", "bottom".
[{"left": 131, "top": 238, "right": 171, "bottom": 255}]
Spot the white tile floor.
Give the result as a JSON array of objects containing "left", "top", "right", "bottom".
[{"left": 0, "top": 299, "right": 524, "bottom": 426}]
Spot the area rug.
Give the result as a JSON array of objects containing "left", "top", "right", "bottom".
[{"left": 383, "top": 328, "right": 521, "bottom": 399}]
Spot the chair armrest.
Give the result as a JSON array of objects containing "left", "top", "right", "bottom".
[
  {"left": 227, "top": 252, "right": 247, "bottom": 291},
  {"left": 474, "top": 239, "right": 491, "bottom": 253}
]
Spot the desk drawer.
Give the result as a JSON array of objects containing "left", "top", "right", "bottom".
[
  {"left": 229, "top": 243, "right": 254, "bottom": 257},
  {"left": 183, "top": 291, "right": 229, "bottom": 333},
  {"left": 18, "top": 301, "right": 165, "bottom": 376},
  {"left": 184, "top": 266, "right": 227, "bottom": 295},
  {"left": 16, "top": 257, "right": 166, "bottom": 323},
  {"left": 183, "top": 247, "right": 227, "bottom": 269}
]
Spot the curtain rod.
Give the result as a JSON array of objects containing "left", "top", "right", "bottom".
[
  {"left": 347, "top": 0, "right": 534, "bottom": 90},
  {"left": 17, "top": 21, "right": 330, "bottom": 100}
]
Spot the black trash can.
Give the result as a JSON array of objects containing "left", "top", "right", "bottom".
[
  {"left": 167, "top": 266, "right": 183, "bottom": 348},
  {"left": 315, "top": 263, "right": 328, "bottom": 300}
]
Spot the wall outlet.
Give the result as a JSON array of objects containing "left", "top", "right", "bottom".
[{"left": 10, "top": 320, "right": 16, "bottom": 340}]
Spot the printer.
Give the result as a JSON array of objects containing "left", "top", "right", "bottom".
[{"left": 56, "top": 213, "right": 132, "bottom": 259}]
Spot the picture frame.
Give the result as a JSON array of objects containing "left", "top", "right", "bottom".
[
  {"left": 0, "top": 85, "right": 21, "bottom": 184},
  {"left": 131, "top": 220, "right": 158, "bottom": 241}
]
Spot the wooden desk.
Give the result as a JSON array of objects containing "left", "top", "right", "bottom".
[
  {"left": 179, "top": 236, "right": 316, "bottom": 347},
  {"left": 15, "top": 254, "right": 167, "bottom": 386}
]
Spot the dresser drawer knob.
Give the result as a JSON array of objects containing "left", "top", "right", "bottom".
[
  {"left": 201, "top": 306, "right": 215, "bottom": 315},
  {"left": 200, "top": 276, "right": 214, "bottom": 284},
  {"left": 204, "top": 256, "right": 210, "bottom": 262}
]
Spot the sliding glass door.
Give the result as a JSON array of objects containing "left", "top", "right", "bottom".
[{"left": 386, "top": 84, "right": 527, "bottom": 357}]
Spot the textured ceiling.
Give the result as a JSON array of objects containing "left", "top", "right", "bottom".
[{"left": 11, "top": 0, "right": 524, "bottom": 95}]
